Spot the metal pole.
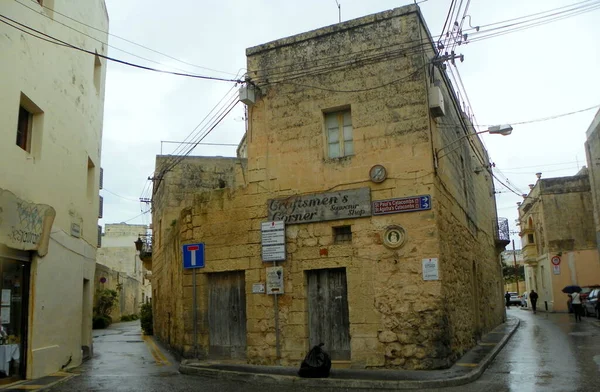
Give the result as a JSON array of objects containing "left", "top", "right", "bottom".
[
  {"left": 193, "top": 268, "right": 197, "bottom": 358},
  {"left": 273, "top": 261, "right": 281, "bottom": 365},
  {"left": 512, "top": 240, "right": 519, "bottom": 294}
]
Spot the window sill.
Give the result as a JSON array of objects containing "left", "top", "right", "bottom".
[{"left": 324, "top": 155, "right": 354, "bottom": 164}]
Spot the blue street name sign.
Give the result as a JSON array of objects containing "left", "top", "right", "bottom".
[{"left": 183, "top": 243, "right": 205, "bottom": 269}]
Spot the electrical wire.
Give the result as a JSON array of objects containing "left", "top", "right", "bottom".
[
  {"left": 156, "top": 89, "right": 240, "bottom": 174},
  {"left": 14, "top": 0, "right": 240, "bottom": 77},
  {"left": 0, "top": 14, "right": 244, "bottom": 83},
  {"left": 250, "top": 0, "right": 600, "bottom": 83},
  {"left": 160, "top": 86, "right": 240, "bottom": 162},
  {"left": 438, "top": 104, "right": 600, "bottom": 128},
  {"left": 102, "top": 188, "right": 140, "bottom": 202},
  {"left": 123, "top": 210, "right": 151, "bottom": 224}
]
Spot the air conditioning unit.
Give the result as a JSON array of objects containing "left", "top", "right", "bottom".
[{"left": 428, "top": 86, "right": 445, "bottom": 117}]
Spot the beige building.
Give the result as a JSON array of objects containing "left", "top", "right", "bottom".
[
  {"left": 585, "top": 108, "right": 600, "bottom": 252},
  {"left": 148, "top": 5, "right": 506, "bottom": 370},
  {"left": 0, "top": 0, "right": 108, "bottom": 380},
  {"left": 95, "top": 224, "right": 152, "bottom": 319},
  {"left": 519, "top": 171, "right": 600, "bottom": 312}
]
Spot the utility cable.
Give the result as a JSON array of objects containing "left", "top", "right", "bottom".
[
  {"left": 14, "top": 0, "right": 225, "bottom": 77},
  {"left": 13, "top": 0, "right": 240, "bottom": 77},
  {"left": 0, "top": 14, "right": 244, "bottom": 83}
]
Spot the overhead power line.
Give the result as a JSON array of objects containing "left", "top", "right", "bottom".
[
  {"left": 0, "top": 14, "right": 244, "bottom": 83},
  {"left": 438, "top": 104, "right": 600, "bottom": 128},
  {"left": 13, "top": 0, "right": 240, "bottom": 77}
]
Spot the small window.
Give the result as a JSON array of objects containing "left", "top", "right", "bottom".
[
  {"left": 16, "top": 106, "right": 32, "bottom": 152},
  {"left": 325, "top": 110, "right": 353, "bottom": 158},
  {"left": 333, "top": 226, "right": 352, "bottom": 244},
  {"left": 87, "top": 157, "right": 96, "bottom": 201},
  {"left": 527, "top": 233, "right": 534, "bottom": 244},
  {"left": 94, "top": 52, "right": 102, "bottom": 92}
]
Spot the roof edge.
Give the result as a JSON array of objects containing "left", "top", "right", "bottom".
[{"left": 246, "top": 4, "right": 418, "bottom": 56}]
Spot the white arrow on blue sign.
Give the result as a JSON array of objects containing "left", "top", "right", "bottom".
[{"left": 183, "top": 243, "right": 205, "bottom": 269}]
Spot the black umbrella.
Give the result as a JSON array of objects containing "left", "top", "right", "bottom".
[{"left": 562, "top": 285, "right": 582, "bottom": 294}]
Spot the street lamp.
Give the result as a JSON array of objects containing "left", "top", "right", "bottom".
[
  {"left": 435, "top": 124, "right": 513, "bottom": 162},
  {"left": 134, "top": 237, "right": 143, "bottom": 252}
]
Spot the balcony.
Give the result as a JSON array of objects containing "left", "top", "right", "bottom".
[
  {"left": 135, "top": 235, "right": 153, "bottom": 271},
  {"left": 520, "top": 228, "right": 538, "bottom": 264},
  {"left": 494, "top": 217, "right": 511, "bottom": 251}
]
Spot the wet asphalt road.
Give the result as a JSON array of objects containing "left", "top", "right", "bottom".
[{"left": 51, "top": 309, "right": 600, "bottom": 392}]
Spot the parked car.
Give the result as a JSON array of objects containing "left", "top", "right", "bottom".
[
  {"left": 508, "top": 292, "right": 521, "bottom": 306},
  {"left": 583, "top": 288, "right": 600, "bottom": 318}
]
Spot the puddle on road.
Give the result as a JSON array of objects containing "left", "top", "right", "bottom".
[{"left": 568, "top": 332, "right": 594, "bottom": 337}]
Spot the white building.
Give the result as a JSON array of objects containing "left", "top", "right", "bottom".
[{"left": 0, "top": 0, "right": 108, "bottom": 380}]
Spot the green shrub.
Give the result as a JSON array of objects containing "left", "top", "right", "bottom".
[
  {"left": 131, "top": 314, "right": 139, "bottom": 320},
  {"left": 93, "top": 315, "right": 112, "bottom": 329},
  {"left": 140, "top": 303, "right": 153, "bottom": 335},
  {"left": 95, "top": 289, "right": 118, "bottom": 318}
]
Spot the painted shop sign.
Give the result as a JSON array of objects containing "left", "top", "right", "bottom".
[
  {"left": 372, "top": 195, "right": 431, "bottom": 216},
  {"left": 0, "top": 188, "right": 56, "bottom": 256},
  {"left": 267, "top": 188, "right": 371, "bottom": 224}
]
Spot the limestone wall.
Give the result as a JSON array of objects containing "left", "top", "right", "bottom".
[
  {"left": 150, "top": 5, "right": 503, "bottom": 370},
  {"left": 94, "top": 263, "right": 142, "bottom": 320}
]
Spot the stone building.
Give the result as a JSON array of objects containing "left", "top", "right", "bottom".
[
  {"left": 148, "top": 4, "right": 506, "bottom": 370},
  {"left": 95, "top": 224, "right": 152, "bottom": 319},
  {"left": 519, "top": 171, "right": 600, "bottom": 312},
  {"left": 0, "top": 0, "right": 108, "bottom": 380},
  {"left": 585, "top": 108, "right": 600, "bottom": 253}
]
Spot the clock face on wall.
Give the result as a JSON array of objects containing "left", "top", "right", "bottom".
[{"left": 369, "top": 164, "right": 387, "bottom": 183}]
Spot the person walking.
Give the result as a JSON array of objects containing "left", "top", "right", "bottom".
[
  {"left": 505, "top": 291, "right": 511, "bottom": 309},
  {"left": 530, "top": 290, "right": 539, "bottom": 314},
  {"left": 570, "top": 291, "right": 583, "bottom": 322}
]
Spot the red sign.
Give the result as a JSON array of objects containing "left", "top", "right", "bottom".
[{"left": 551, "top": 256, "right": 561, "bottom": 266}]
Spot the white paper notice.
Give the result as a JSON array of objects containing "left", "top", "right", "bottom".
[{"left": 422, "top": 258, "right": 439, "bottom": 281}]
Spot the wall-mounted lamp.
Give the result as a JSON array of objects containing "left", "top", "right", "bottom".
[
  {"left": 436, "top": 124, "right": 513, "bottom": 163},
  {"left": 134, "top": 237, "right": 143, "bottom": 252}
]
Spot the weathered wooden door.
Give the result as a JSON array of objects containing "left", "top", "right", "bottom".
[
  {"left": 208, "top": 271, "right": 247, "bottom": 359},
  {"left": 307, "top": 268, "right": 351, "bottom": 360}
]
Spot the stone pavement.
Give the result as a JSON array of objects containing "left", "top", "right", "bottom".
[{"left": 179, "top": 316, "right": 520, "bottom": 390}]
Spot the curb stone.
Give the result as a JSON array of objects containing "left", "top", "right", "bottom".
[{"left": 179, "top": 318, "right": 520, "bottom": 390}]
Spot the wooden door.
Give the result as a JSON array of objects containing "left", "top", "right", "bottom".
[
  {"left": 208, "top": 271, "right": 247, "bottom": 359},
  {"left": 307, "top": 268, "right": 351, "bottom": 360}
]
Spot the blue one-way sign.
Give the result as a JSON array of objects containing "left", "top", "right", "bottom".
[{"left": 183, "top": 243, "right": 205, "bottom": 269}]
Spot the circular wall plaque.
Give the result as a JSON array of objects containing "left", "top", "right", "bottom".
[
  {"left": 383, "top": 225, "right": 407, "bottom": 249},
  {"left": 369, "top": 164, "right": 387, "bottom": 183}
]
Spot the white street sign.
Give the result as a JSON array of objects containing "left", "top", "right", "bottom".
[
  {"left": 261, "top": 220, "right": 286, "bottom": 262},
  {"left": 422, "top": 258, "right": 439, "bottom": 281},
  {"left": 266, "top": 266, "right": 284, "bottom": 294}
]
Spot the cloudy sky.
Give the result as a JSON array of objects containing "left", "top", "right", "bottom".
[{"left": 93, "top": 0, "right": 600, "bottom": 246}]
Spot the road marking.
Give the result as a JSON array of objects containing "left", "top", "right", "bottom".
[
  {"left": 456, "top": 363, "right": 478, "bottom": 367},
  {"left": 143, "top": 335, "right": 170, "bottom": 366},
  {"left": 479, "top": 343, "right": 497, "bottom": 346},
  {"left": 8, "top": 386, "right": 44, "bottom": 390}
]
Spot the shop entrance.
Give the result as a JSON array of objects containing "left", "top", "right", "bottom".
[{"left": 0, "top": 257, "right": 30, "bottom": 382}]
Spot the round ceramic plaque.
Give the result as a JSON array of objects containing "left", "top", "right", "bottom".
[{"left": 383, "top": 225, "right": 407, "bottom": 249}]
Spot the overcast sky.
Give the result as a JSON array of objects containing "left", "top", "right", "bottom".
[{"left": 96, "top": 0, "right": 600, "bottom": 247}]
